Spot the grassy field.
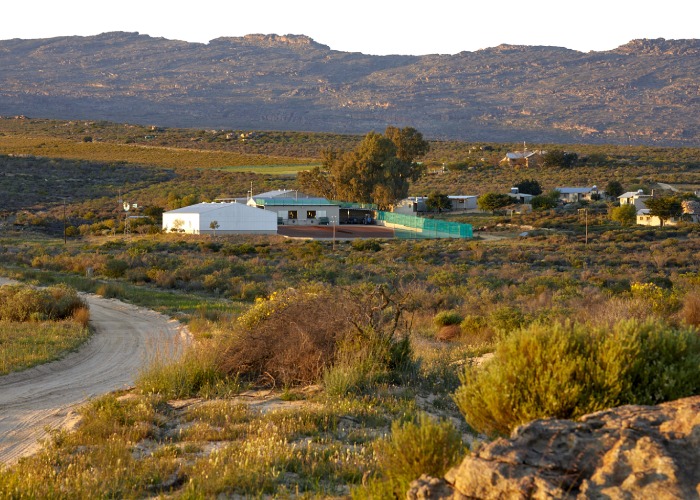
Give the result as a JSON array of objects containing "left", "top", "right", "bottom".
[
  {"left": 0, "top": 320, "right": 90, "bottom": 375},
  {"left": 0, "top": 135, "right": 314, "bottom": 171}
]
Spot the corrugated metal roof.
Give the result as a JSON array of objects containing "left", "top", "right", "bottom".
[
  {"left": 556, "top": 187, "right": 596, "bottom": 194},
  {"left": 164, "top": 202, "right": 243, "bottom": 214},
  {"left": 252, "top": 197, "right": 337, "bottom": 206}
]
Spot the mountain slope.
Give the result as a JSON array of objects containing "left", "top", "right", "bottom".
[{"left": 1, "top": 32, "right": 698, "bottom": 145}]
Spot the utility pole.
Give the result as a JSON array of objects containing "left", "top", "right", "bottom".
[{"left": 63, "top": 198, "right": 67, "bottom": 244}]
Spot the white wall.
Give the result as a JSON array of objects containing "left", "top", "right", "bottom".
[{"left": 162, "top": 203, "right": 277, "bottom": 234}]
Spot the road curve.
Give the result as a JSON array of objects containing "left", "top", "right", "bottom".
[{"left": 0, "top": 279, "right": 189, "bottom": 465}]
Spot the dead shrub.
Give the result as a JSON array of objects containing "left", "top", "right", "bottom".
[
  {"left": 435, "top": 324, "right": 461, "bottom": 341},
  {"left": 220, "top": 283, "right": 414, "bottom": 388},
  {"left": 219, "top": 286, "right": 355, "bottom": 386}
]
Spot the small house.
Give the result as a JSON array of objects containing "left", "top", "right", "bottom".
[
  {"left": 619, "top": 190, "right": 652, "bottom": 211},
  {"left": 556, "top": 186, "right": 600, "bottom": 203}
]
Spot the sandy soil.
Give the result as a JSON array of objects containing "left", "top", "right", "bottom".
[{"left": 0, "top": 278, "right": 189, "bottom": 465}]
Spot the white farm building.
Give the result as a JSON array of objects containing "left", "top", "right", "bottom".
[{"left": 162, "top": 202, "right": 277, "bottom": 235}]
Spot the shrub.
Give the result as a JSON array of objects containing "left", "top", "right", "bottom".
[
  {"left": 223, "top": 284, "right": 414, "bottom": 391},
  {"left": 357, "top": 412, "right": 464, "bottom": 498},
  {"left": 610, "top": 204, "right": 637, "bottom": 226},
  {"left": 0, "top": 283, "right": 87, "bottom": 322},
  {"left": 488, "top": 305, "right": 527, "bottom": 333},
  {"left": 459, "top": 315, "right": 493, "bottom": 345},
  {"left": 102, "top": 258, "right": 129, "bottom": 278},
  {"left": 351, "top": 239, "right": 382, "bottom": 252},
  {"left": 433, "top": 310, "right": 463, "bottom": 327},
  {"left": 680, "top": 292, "right": 700, "bottom": 327},
  {"left": 453, "top": 319, "right": 700, "bottom": 436}
]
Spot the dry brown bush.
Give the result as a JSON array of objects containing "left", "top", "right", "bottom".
[
  {"left": 680, "top": 292, "right": 700, "bottom": 328},
  {"left": 220, "top": 290, "right": 350, "bottom": 385},
  {"left": 219, "top": 284, "right": 413, "bottom": 387},
  {"left": 72, "top": 307, "right": 90, "bottom": 328},
  {"left": 435, "top": 324, "right": 461, "bottom": 341}
]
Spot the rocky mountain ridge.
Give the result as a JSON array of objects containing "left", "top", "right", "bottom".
[{"left": 1, "top": 32, "right": 698, "bottom": 145}]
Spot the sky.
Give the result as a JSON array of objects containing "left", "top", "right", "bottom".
[{"left": 4, "top": 0, "right": 697, "bottom": 55}]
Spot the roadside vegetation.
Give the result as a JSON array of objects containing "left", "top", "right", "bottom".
[
  {"left": 0, "top": 118, "right": 699, "bottom": 497},
  {"left": 0, "top": 283, "right": 89, "bottom": 374}
]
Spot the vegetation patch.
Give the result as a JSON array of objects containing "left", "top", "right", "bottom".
[{"left": 454, "top": 319, "right": 700, "bottom": 436}]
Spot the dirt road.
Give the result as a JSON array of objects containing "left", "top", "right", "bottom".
[{"left": 0, "top": 279, "right": 189, "bottom": 465}]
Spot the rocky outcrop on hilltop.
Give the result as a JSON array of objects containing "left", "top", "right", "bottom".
[
  {"left": 1, "top": 33, "right": 698, "bottom": 145},
  {"left": 408, "top": 396, "right": 700, "bottom": 499}
]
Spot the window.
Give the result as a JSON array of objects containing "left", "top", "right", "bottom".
[
  {"left": 306, "top": 210, "right": 316, "bottom": 219},
  {"left": 288, "top": 210, "right": 298, "bottom": 220}
]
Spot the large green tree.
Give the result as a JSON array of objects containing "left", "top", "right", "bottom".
[
  {"left": 477, "top": 193, "right": 513, "bottom": 213},
  {"left": 605, "top": 180, "right": 625, "bottom": 199},
  {"left": 425, "top": 192, "right": 452, "bottom": 213},
  {"left": 514, "top": 179, "right": 543, "bottom": 196},
  {"left": 645, "top": 196, "right": 683, "bottom": 227},
  {"left": 543, "top": 149, "right": 578, "bottom": 168},
  {"left": 297, "top": 127, "right": 429, "bottom": 209}
]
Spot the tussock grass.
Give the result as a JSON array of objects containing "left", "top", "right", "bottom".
[
  {"left": 136, "top": 347, "right": 238, "bottom": 400},
  {"left": 0, "top": 319, "right": 90, "bottom": 375}
]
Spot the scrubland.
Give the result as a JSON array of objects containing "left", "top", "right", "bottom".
[{"left": 0, "top": 120, "right": 699, "bottom": 496}]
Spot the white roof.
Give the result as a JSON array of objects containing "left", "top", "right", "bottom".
[
  {"left": 556, "top": 187, "right": 597, "bottom": 194},
  {"left": 448, "top": 195, "right": 477, "bottom": 200},
  {"left": 619, "top": 191, "right": 650, "bottom": 199},
  {"left": 253, "top": 189, "right": 308, "bottom": 199},
  {"left": 164, "top": 202, "right": 274, "bottom": 218},
  {"left": 506, "top": 151, "right": 537, "bottom": 160}
]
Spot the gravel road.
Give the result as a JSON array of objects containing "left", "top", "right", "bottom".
[{"left": 0, "top": 278, "right": 189, "bottom": 465}]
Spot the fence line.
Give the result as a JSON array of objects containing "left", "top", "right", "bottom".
[{"left": 375, "top": 211, "right": 473, "bottom": 239}]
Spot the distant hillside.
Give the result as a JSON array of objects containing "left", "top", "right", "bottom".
[{"left": 1, "top": 32, "right": 698, "bottom": 145}]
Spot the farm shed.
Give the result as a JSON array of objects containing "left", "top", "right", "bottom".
[
  {"left": 162, "top": 202, "right": 278, "bottom": 234},
  {"left": 247, "top": 197, "right": 341, "bottom": 225}
]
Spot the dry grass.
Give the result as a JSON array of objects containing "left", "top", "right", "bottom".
[
  {"left": 0, "top": 134, "right": 313, "bottom": 170},
  {"left": 0, "top": 319, "right": 91, "bottom": 375}
]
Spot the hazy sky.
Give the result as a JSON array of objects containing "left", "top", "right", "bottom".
[{"left": 5, "top": 0, "right": 696, "bottom": 55}]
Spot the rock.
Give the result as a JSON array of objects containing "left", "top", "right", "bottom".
[{"left": 407, "top": 396, "right": 700, "bottom": 499}]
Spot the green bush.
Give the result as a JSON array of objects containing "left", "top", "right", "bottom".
[
  {"left": 0, "top": 283, "right": 87, "bottom": 322},
  {"left": 355, "top": 412, "right": 464, "bottom": 498},
  {"left": 102, "top": 258, "right": 129, "bottom": 278},
  {"left": 433, "top": 310, "right": 463, "bottom": 327},
  {"left": 324, "top": 329, "right": 414, "bottom": 397},
  {"left": 453, "top": 319, "right": 700, "bottom": 436},
  {"left": 488, "top": 305, "right": 527, "bottom": 333}
]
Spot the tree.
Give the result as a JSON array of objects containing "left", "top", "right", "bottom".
[
  {"left": 477, "top": 193, "right": 513, "bottom": 213},
  {"left": 531, "top": 190, "right": 560, "bottom": 211},
  {"left": 425, "top": 192, "right": 451, "bottom": 213},
  {"left": 543, "top": 149, "right": 578, "bottom": 168},
  {"left": 610, "top": 204, "right": 637, "bottom": 226},
  {"left": 298, "top": 128, "right": 429, "bottom": 210},
  {"left": 209, "top": 220, "right": 220, "bottom": 237},
  {"left": 384, "top": 126, "right": 430, "bottom": 163},
  {"left": 514, "top": 179, "right": 542, "bottom": 196},
  {"left": 605, "top": 181, "right": 625, "bottom": 199},
  {"left": 645, "top": 196, "right": 683, "bottom": 227}
]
